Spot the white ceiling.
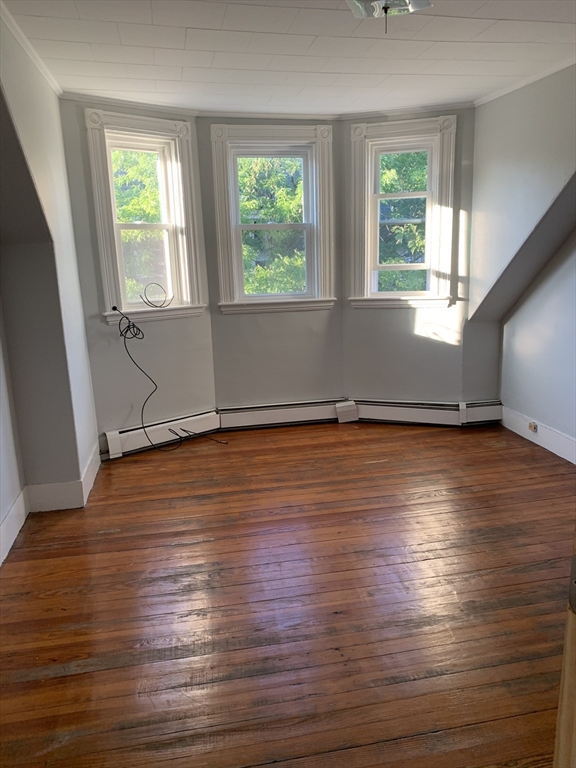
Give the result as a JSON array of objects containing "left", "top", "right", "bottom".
[{"left": 3, "top": 0, "right": 576, "bottom": 116}]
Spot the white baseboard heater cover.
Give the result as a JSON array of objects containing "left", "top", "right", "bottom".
[
  {"left": 219, "top": 401, "right": 339, "bottom": 430},
  {"left": 105, "top": 411, "right": 220, "bottom": 459},
  {"left": 357, "top": 400, "right": 502, "bottom": 426},
  {"left": 104, "top": 400, "right": 502, "bottom": 458}
]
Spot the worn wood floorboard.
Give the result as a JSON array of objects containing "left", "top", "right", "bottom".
[{"left": 1, "top": 422, "right": 574, "bottom": 768}]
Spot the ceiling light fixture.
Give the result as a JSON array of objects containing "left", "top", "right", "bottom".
[{"left": 346, "top": 0, "right": 433, "bottom": 33}]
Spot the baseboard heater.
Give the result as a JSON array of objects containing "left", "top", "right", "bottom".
[
  {"left": 357, "top": 399, "right": 502, "bottom": 426},
  {"left": 105, "top": 410, "right": 220, "bottom": 459},
  {"left": 104, "top": 399, "right": 502, "bottom": 458},
  {"left": 219, "top": 399, "right": 343, "bottom": 430}
]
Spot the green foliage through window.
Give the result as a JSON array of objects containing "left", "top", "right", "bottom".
[
  {"left": 377, "top": 270, "right": 428, "bottom": 292},
  {"left": 238, "top": 156, "right": 307, "bottom": 295},
  {"left": 111, "top": 149, "right": 163, "bottom": 223},
  {"left": 380, "top": 151, "right": 428, "bottom": 194}
]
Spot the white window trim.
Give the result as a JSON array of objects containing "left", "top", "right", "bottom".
[
  {"left": 349, "top": 115, "right": 457, "bottom": 309},
  {"left": 211, "top": 124, "right": 335, "bottom": 314},
  {"left": 85, "top": 108, "right": 206, "bottom": 323}
]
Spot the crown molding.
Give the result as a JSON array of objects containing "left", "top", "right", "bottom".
[
  {"left": 57, "top": 61, "right": 575, "bottom": 122},
  {"left": 61, "top": 90, "right": 473, "bottom": 123},
  {"left": 474, "top": 59, "right": 576, "bottom": 108},
  {"left": 0, "top": 1, "right": 62, "bottom": 97},
  {"left": 61, "top": 91, "right": 200, "bottom": 117}
]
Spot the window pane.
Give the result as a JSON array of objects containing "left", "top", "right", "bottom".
[
  {"left": 238, "top": 157, "right": 304, "bottom": 224},
  {"left": 242, "top": 229, "right": 306, "bottom": 295},
  {"left": 120, "top": 229, "right": 170, "bottom": 303},
  {"left": 379, "top": 198, "right": 426, "bottom": 264},
  {"left": 111, "top": 149, "right": 163, "bottom": 224},
  {"left": 380, "top": 151, "right": 428, "bottom": 193},
  {"left": 377, "top": 270, "right": 428, "bottom": 292}
]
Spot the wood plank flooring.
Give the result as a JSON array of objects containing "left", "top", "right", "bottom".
[{"left": 0, "top": 422, "right": 574, "bottom": 768}]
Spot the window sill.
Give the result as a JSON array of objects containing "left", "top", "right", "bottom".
[
  {"left": 349, "top": 296, "right": 453, "bottom": 309},
  {"left": 103, "top": 304, "right": 206, "bottom": 325},
  {"left": 219, "top": 298, "right": 337, "bottom": 314}
]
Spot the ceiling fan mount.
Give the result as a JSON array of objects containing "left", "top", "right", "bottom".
[{"left": 347, "top": 0, "right": 433, "bottom": 30}]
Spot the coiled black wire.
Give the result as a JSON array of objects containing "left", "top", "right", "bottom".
[{"left": 112, "top": 306, "right": 227, "bottom": 451}]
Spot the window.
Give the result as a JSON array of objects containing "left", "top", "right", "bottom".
[
  {"left": 350, "top": 115, "right": 457, "bottom": 308},
  {"left": 211, "top": 124, "right": 335, "bottom": 313},
  {"left": 85, "top": 109, "right": 205, "bottom": 322}
]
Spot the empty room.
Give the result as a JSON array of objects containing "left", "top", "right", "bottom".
[{"left": 0, "top": 1, "right": 575, "bottom": 766}]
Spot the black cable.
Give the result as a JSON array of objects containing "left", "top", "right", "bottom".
[
  {"left": 112, "top": 305, "right": 228, "bottom": 453},
  {"left": 181, "top": 428, "right": 228, "bottom": 445},
  {"left": 112, "top": 306, "right": 182, "bottom": 452}
]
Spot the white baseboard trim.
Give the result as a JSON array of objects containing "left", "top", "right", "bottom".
[
  {"left": 0, "top": 488, "right": 28, "bottom": 565},
  {"left": 27, "top": 441, "right": 102, "bottom": 513},
  {"left": 27, "top": 478, "right": 85, "bottom": 513},
  {"left": 82, "top": 443, "right": 101, "bottom": 504},
  {"left": 502, "top": 407, "right": 576, "bottom": 464}
]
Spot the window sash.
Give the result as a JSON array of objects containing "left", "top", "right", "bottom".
[
  {"left": 371, "top": 189, "right": 431, "bottom": 293},
  {"left": 236, "top": 222, "right": 313, "bottom": 299},
  {"left": 106, "top": 134, "right": 188, "bottom": 309},
  {"left": 230, "top": 149, "right": 316, "bottom": 300}
]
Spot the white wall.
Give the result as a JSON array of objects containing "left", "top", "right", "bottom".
[
  {"left": 470, "top": 65, "right": 576, "bottom": 317},
  {"left": 502, "top": 232, "right": 576, "bottom": 460},
  {"left": 0, "top": 20, "right": 98, "bottom": 482},
  {"left": 59, "top": 99, "right": 217, "bottom": 434}
]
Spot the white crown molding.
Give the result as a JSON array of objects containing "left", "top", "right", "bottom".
[
  {"left": 474, "top": 60, "right": 576, "bottom": 108},
  {"left": 199, "top": 109, "right": 339, "bottom": 121},
  {"left": 336, "top": 100, "right": 474, "bottom": 122},
  {"left": 62, "top": 90, "right": 200, "bottom": 118},
  {"left": 0, "top": 1, "right": 62, "bottom": 96}
]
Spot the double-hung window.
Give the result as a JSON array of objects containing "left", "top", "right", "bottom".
[
  {"left": 350, "top": 115, "right": 457, "bottom": 307},
  {"left": 85, "top": 109, "right": 205, "bottom": 322},
  {"left": 211, "top": 125, "right": 335, "bottom": 313}
]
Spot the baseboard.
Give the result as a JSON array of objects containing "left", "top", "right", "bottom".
[
  {"left": 27, "top": 478, "right": 85, "bottom": 513},
  {"left": 27, "top": 441, "right": 101, "bottom": 513},
  {"left": 502, "top": 407, "right": 576, "bottom": 464},
  {"left": 81, "top": 443, "right": 101, "bottom": 503},
  {"left": 0, "top": 488, "right": 28, "bottom": 565}
]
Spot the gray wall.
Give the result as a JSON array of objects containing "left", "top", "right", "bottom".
[
  {"left": 339, "top": 107, "right": 499, "bottom": 403},
  {"left": 60, "top": 98, "right": 499, "bottom": 426},
  {"left": 60, "top": 99, "right": 217, "bottom": 434},
  {"left": 502, "top": 232, "right": 576, "bottom": 438},
  {"left": 1, "top": 21, "right": 98, "bottom": 482},
  {"left": 196, "top": 116, "right": 343, "bottom": 408},
  {"left": 0, "top": 308, "right": 24, "bottom": 526},
  {"left": 470, "top": 65, "right": 576, "bottom": 317}
]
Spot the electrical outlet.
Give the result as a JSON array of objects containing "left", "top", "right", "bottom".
[{"left": 528, "top": 422, "right": 538, "bottom": 433}]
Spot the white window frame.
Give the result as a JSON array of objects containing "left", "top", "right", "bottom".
[
  {"left": 349, "top": 115, "right": 457, "bottom": 308},
  {"left": 211, "top": 124, "right": 335, "bottom": 314},
  {"left": 85, "top": 108, "right": 206, "bottom": 323}
]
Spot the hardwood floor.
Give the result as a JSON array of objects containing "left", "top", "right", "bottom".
[{"left": 0, "top": 422, "right": 574, "bottom": 768}]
